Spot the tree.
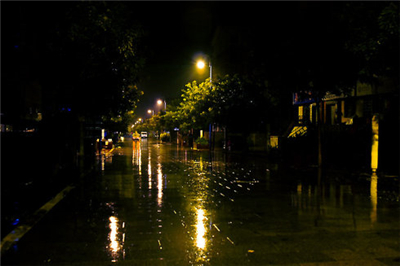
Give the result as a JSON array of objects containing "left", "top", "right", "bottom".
[
  {"left": 288, "top": 2, "right": 399, "bottom": 97},
  {"left": 339, "top": 2, "right": 399, "bottom": 85},
  {"left": 66, "top": 1, "right": 145, "bottom": 124},
  {"left": 163, "top": 98, "right": 182, "bottom": 131},
  {"left": 178, "top": 79, "right": 213, "bottom": 131},
  {"left": 159, "top": 74, "right": 280, "bottom": 141},
  {"left": 286, "top": 2, "right": 399, "bottom": 170},
  {"left": 209, "top": 75, "right": 279, "bottom": 133}
]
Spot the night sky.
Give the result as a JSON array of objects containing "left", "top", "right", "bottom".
[
  {"left": 3, "top": 1, "right": 222, "bottom": 118},
  {"left": 2, "top": 1, "right": 329, "bottom": 119},
  {"left": 134, "top": 2, "right": 218, "bottom": 117},
  {"left": 130, "top": 1, "right": 298, "bottom": 118}
]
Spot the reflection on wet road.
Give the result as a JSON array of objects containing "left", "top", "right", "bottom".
[{"left": 2, "top": 139, "right": 400, "bottom": 265}]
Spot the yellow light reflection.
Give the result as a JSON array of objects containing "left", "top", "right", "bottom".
[
  {"left": 132, "top": 141, "right": 142, "bottom": 189},
  {"left": 157, "top": 163, "right": 163, "bottom": 207},
  {"left": 200, "top": 157, "right": 203, "bottom": 171},
  {"left": 139, "top": 152, "right": 142, "bottom": 173},
  {"left": 195, "top": 208, "right": 207, "bottom": 249},
  {"left": 132, "top": 141, "right": 141, "bottom": 165},
  {"left": 148, "top": 151, "right": 152, "bottom": 189},
  {"left": 370, "top": 173, "right": 378, "bottom": 224},
  {"left": 371, "top": 114, "right": 379, "bottom": 172},
  {"left": 297, "top": 184, "right": 302, "bottom": 194},
  {"left": 108, "top": 216, "right": 121, "bottom": 261},
  {"left": 138, "top": 145, "right": 142, "bottom": 176}
]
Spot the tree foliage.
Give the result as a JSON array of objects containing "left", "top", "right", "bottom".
[
  {"left": 339, "top": 2, "right": 399, "bottom": 85},
  {"left": 178, "top": 79, "right": 213, "bottom": 130},
  {"left": 139, "top": 2, "right": 399, "bottom": 137},
  {"left": 159, "top": 75, "right": 282, "bottom": 134},
  {"left": 296, "top": 2, "right": 399, "bottom": 96},
  {"left": 65, "top": 2, "right": 145, "bottom": 128}
]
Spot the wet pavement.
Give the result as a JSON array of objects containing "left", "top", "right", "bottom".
[{"left": 2, "top": 139, "right": 400, "bottom": 265}]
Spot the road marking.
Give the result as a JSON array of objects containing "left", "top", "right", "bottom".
[
  {"left": 226, "top": 237, "right": 235, "bottom": 245},
  {"left": 213, "top": 224, "right": 220, "bottom": 232},
  {"left": 0, "top": 185, "right": 75, "bottom": 255}
]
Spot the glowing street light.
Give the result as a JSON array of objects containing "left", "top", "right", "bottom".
[
  {"left": 196, "top": 60, "right": 205, "bottom": 69},
  {"left": 148, "top": 109, "right": 154, "bottom": 116},
  {"left": 157, "top": 99, "right": 167, "bottom": 111},
  {"left": 196, "top": 55, "right": 213, "bottom": 150},
  {"left": 196, "top": 57, "right": 212, "bottom": 83}
]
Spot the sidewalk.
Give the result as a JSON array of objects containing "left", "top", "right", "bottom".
[
  {"left": 1, "top": 142, "right": 97, "bottom": 240},
  {"left": 1, "top": 185, "right": 75, "bottom": 256}
]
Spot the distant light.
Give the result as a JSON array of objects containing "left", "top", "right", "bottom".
[
  {"left": 14, "top": 45, "right": 19, "bottom": 49},
  {"left": 12, "top": 219, "right": 20, "bottom": 226},
  {"left": 157, "top": 100, "right": 163, "bottom": 105},
  {"left": 197, "top": 60, "right": 205, "bottom": 69}
]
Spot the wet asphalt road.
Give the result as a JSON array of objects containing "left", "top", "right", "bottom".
[{"left": 2, "top": 139, "right": 400, "bottom": 265}]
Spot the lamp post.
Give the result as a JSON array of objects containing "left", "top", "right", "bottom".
[
  {"left": 157, "top": 99, "right": 167, "bottom": 111},
  {"left": 196, "top": 59, "right": 212, "bottom": 84},
  {"left": 148, "top": 109, "right": 154, "bottom": 116},
  {"left": 196, "top": 56, "right": 213, "bottom": 150}
]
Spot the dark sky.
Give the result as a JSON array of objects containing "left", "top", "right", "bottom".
[
  {"left": 2, "top": 1, "right": 302, "bottom": 119},
  {"left": 133, "top": 2, "right": 219, "bottom": 118},
  {"left": 133, "top": 1, "right": 297, "bottom": 118},
  {"left": 2, "top": 1, "right": 219, "bottom": 119}
]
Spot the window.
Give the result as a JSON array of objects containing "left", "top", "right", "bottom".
[{"left": 298, "top": 106, "right": 303, "bottom": 124}]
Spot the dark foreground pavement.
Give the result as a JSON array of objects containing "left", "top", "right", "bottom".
[{"left": 1, "top": 139, "right": 399, "bottom": 265}]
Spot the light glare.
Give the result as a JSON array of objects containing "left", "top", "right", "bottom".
[{"left": 197, "top": 60, "right": 205, "bottom": 69}]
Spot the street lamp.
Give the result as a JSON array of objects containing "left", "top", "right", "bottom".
[
  {"left": 157, "top": 99, "right": 167, "bottom": 111},
  {"left": 196, "top": 58, "right": 212, "bottom": 83},
  {"left": 196, "top": 56, "right": 213, "bottom": 150},
  {"left": 148, "top": 109, "right": 154, "bottom": 116},
  {"left": 197, "top": 60, "right": 205, "bottom": 69}
]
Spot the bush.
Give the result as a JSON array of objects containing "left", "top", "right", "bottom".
[
  {"left": 160, "top": 132, "right": 171, "bottom": 142},
  {"left": 195, "top": 137, "right": 208, "bottom": 145}
]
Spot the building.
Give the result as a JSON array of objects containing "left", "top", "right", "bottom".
[{"left": 289, "top": 77, "right": 398, "bottom": 174}]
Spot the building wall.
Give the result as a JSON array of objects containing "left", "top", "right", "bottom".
[
  {"left": 294, "top": 78, "right": 397, "bottom": 126},
  {"left": 290, "top": 77, "right": 398, "bottom": 173}
]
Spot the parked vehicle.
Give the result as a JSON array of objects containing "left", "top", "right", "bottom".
[{"left": 140, "top": 131, "right": 148, "bottom": 138}]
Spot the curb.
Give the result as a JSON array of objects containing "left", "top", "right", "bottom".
[{"left": 0, "top": 185, "right": 75, "bottom": 256}]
